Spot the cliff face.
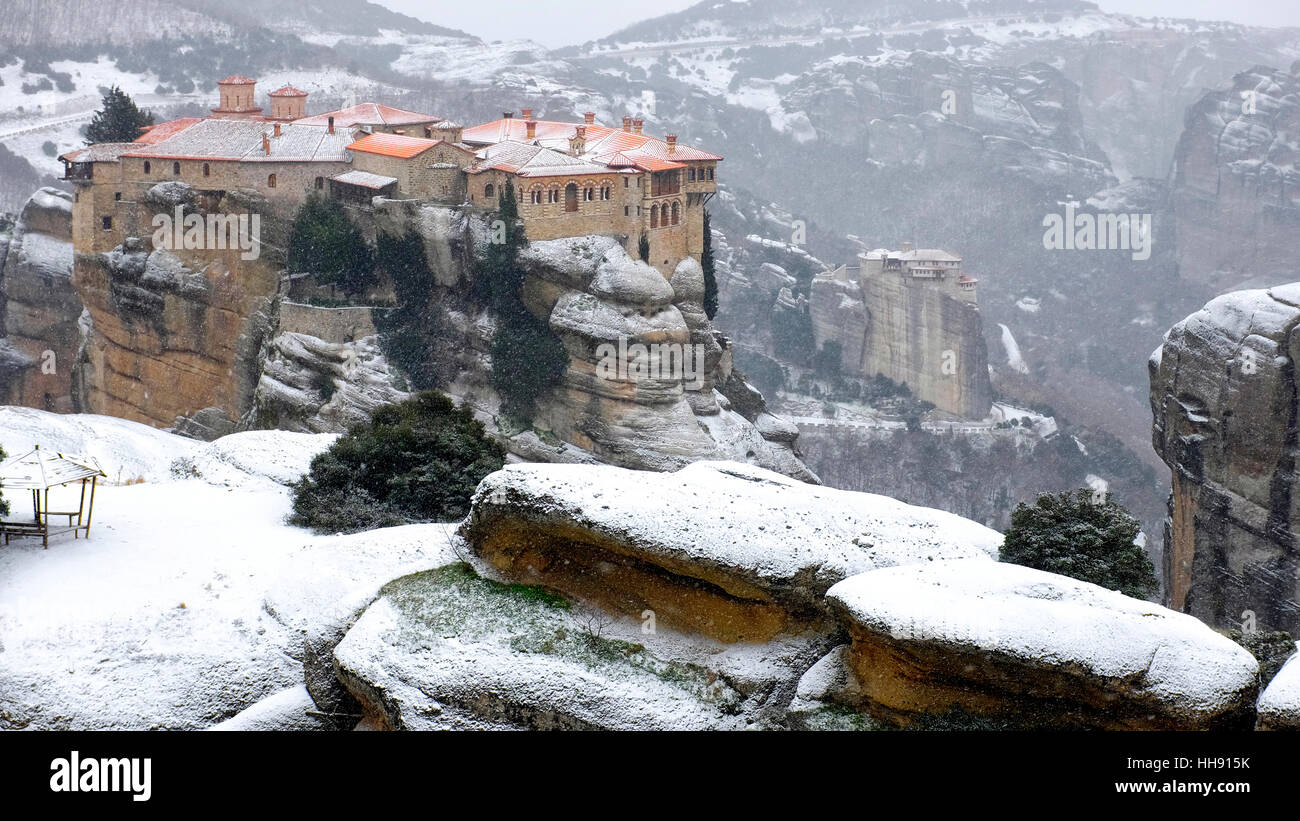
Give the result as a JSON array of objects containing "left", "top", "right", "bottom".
[
  {"left": 1170, "top": 64, "right": 1300, "bottom": 291},
  {"left": 0, "top": 188, "right": 83, "bottom": 412},
  {"left": 72, "top": 186, "right": 288, "bottom": 437},
  {"left": 1149, "top": 284, "right": 1300, "bottom": 634},
  {"left": 809, "top": 266, "right": 992, "bottom": 419}
]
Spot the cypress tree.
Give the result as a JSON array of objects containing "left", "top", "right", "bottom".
[
  {"left": 0, "top": 444, "right": 8, "bottom": 517},
  {"left": 84, "top": 86, "right": 155, "bottom": 144},
  {"left": 702, "top": 209, "right": 719, "bottom": 319},
  {"left": 637, "top": 231, "right": 650, "bottom": 264}
]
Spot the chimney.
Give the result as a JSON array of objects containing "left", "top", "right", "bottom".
[
  {"left": 666, "top": 134, "right": 677, "bottom": 154},
  {"left": 583, "top": 111, "right": 595, "bottom": 125},
  {"left": 262, "top": 133, "right": 270, "bottom": 155},
  {"left": 622, "top": 116, "right": 632, "bottom": 132},
  {"left": 521, "top": 107, "right": 533, "bottom": 120},
  {"left": 901, "top": 241, "right": 913, "bottom": 253},
  {"left": 503, "top": 111, "right": 514, "bottom": 119},
  {"left": 633, "top": 118, "right": 643, "bottom": 134},
  {"left": 327, "top": 115, "right": 335, "bottom": 135},
  {"left": 525, "top": 120, "right": 537, "bottom": 140},
  {"left": 273, "top": 122, "right": 282, "bottom": 137}
]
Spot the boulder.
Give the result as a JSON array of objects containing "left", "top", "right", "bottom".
[
  {"left": 826, "top": 559, "right": 1260, "bottom": 729},
  {"left": 1257, "top": 646, "right": 1300, "bottom": 730},
  {"left": 331, "top": 562, "right": 831, "bottom": 730},
  {"left": 459, "top": 460, "right": 1000, "bottom": 642}
]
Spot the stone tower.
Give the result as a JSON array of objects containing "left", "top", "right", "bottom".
[
  {"left": 267, "top": 85, "right": 308, "bottom": 121},
  {"left": 211, "top": 76, "right": 262, "bottom": 119}
]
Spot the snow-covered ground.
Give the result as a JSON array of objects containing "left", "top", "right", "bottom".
[{"left": 0, "top": 408, "right": 421, "bottom": 729}]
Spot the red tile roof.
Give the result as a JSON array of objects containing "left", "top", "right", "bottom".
[
  {"left": 347, "top": 132, "right": 441, "bottom": 159},
  {"left": 461, "top": 118, "right": 722, "bottom": 172},
  {"left": 294, "top": 103, "right": 439, "bottom": 128},
  {"left": 218, "top": 75, "right": 256, "bottom": 85},
  {"left": 268, "top": 85, "right": 308, "bottom": 97},
  {"left": 135, "top": 118, "right": 203, "bottom": 145}
]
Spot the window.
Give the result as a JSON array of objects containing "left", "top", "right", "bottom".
[
  {"left": 601, "top": 186, "right": 611, "bottom": 200},
  {"left": 624, "top": 206, "right": 629, "bottom": 216},
  {"left": 531, "top": 189, "right": 542, "bottom": 204},
  {"left": 315, "top": 176, "right": 323, "bottom": 190},
  {"left": 143, "top": 161, "right": 151, "bottom": 174},
  {"left": 671, "top": 202, "right": 680, "bottom": 225},
  {"left": 485, "top": 183, "right": 495, "bottom": 199},
  {"left": 624, "top": 178, "right": 629, "bottom": 188},
  {"left": 173, "top": 162, "right": 181, "bottom": 175},
  {"left": 114, "top": 192, "right": 121, "bottom": 201},
  {"left": 707, "top": 167, "right": 714, "bottom": 180},
  {"left": 204, "top": 163, "right": 211, "bottom": 177},
  {"left": 689, "top": 168, "right": 696, "bottom": 181},
  {"left": 564, "top": 183, "right": 578, "bottom": 212},
  {"left": 650, "top": 204, "right": 659, "bottom": 228},
  {"left": 548, "top": 188, "right": 559, "bottom": 204},
  {"left": 585, "top": 187, "right": 593, "bottom": 201},
  {"left": 268, "top": 173, "right": 277, "bottom": 188},
  {"left": 101, "top": 216, "right": 112, "bottom": 231}
]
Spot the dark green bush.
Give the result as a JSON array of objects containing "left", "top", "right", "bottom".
[
  {"left": 290, "top": 391, "right": 506, "bottom": 533},
  {"left": 1000, "top": 489, "right": 1157, "bottom": 599}
]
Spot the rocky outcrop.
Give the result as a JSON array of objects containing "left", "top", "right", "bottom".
[
  {"left": 826, "top": 559, "right": 1260, "bottom": 730},
  {"left": 73, "top": 185, "right": 288, "bottom": 436},
  {"left": 1149, "top": 284, "right": 1300, "bottom": 634},
  {"left": 1257, "top": 648, "right": 1300, "bottom": 730},
  {"left": 0, "top": 188, "right": 83, "bottom": 411},
  {"left": 458, "top": 460, "right": 1001, "bottom": 643},
  {"left": 810, "top": 263, "right": 992, "bottom": 419},
  {"left": 1170, "top": 64, "right": 1300, "bottom": 291}
]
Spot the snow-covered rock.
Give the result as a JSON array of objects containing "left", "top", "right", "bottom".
[
  {"left": 332, "top": 562, "right": 808, "bottom": 730},
  {"left": 1257, "top": 647, "right": 1300, "bottom": 731},
  {"left": 0, "top": 406, "right": 195, "bottom": 483},
  {"left": 261, "top": 523, "right": 463, "bottom": 715},
  {"left": 208, "top": 685, "right": 330, "bottom": 732},
  {"left": 171, "top": 429, "right": 337, "bottom": 488},
  {"left": 826, "top": 559, "right": 1260, "bottom": 729},
  {"left": 460, "top": 460, "right": 1000, "bottom": 642}
]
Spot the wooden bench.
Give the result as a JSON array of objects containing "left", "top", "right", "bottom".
[{"left": 1, "top": 520, "right": 46, "bottom": 546}]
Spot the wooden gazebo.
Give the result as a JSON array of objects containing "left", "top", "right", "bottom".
[{"left": 0, "top": 446, "right": 107, "bottom": 548}]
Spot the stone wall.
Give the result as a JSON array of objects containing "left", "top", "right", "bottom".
[{"left": 278, "top": 301, "right": 378, "bottom": 345}]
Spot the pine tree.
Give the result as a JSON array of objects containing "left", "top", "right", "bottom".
[
  {"left": 84, "top": 86, "right": 155, "bottom": 144},
  {"left": 637, "top": 231, "right": 650, "bottom": 264},
  {"left": 702, "top": 209, "right": 719, "bottom": 319},
  {"left": 288, "top": 194, "right": 376, "bottom": 297},
  {"left": 477, "top": 180, "right": 568, "bottom": 422},
  {"left": 1001, "top": 489, "right": 1157, "bottom": 599}
]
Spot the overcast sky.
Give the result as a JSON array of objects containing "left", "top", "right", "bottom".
[{"left": 373, "top": 0, "right": 1300, "bottom": 48}]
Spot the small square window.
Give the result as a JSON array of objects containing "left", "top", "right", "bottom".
[
  {"left": 114, "top": 192, "right": 121, "bottom": 201},
  {"left": 101, "top": 216, "right": 113, "bottom": 230}
]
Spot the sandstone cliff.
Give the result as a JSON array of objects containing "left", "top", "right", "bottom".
[
  {"left": 0, "top": 188, "right": 83, "bottom": 412},
  {"left": 809, "top": 264, "right": 992, "bottom": 419},
  {"left": 1149, "top": 284, "right": 1300, "bottom": 635}
]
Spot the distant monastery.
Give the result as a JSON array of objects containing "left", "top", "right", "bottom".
[{"left": 60, "top": 76, "right": 722, "bottom": 276}]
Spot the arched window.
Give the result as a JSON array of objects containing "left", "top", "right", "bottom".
[
  {"left": 315, "top": 176, "right": 324, "bottom": 189},
  {"left": 601, "top": 186, "right": 611, "bottom": 200},
  {"left": 484, "top": 183, "right": 495, "bottom": 199},
  {"left": 548, "top": 187, "right": 559, "bottom": 204},
  {"left": 173, "top": 161, "right": 181, "bottom": 175},
  {"left": 584, "top": 187, "right": 593, "bottom": 201},
  {"left": 143, "top": 161, "right": 151, "bottom": 174},
  {"left": 203, "top": 163, "right": 211, "bottom": 177},
  {"left": 564, "top": 183, "right": 578, "bottom": 212},
  {"left": 268, "top": 173, "right": 277, "bottom": 188},
  {"left": 650, "top": 204, "right": 659, "bottom": 228},
  {"left": 671, "top": 201, "right": 680, "bottom": 225},
  {"left": 531, "top": 188, "right": 542, "bottom": 204}
]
